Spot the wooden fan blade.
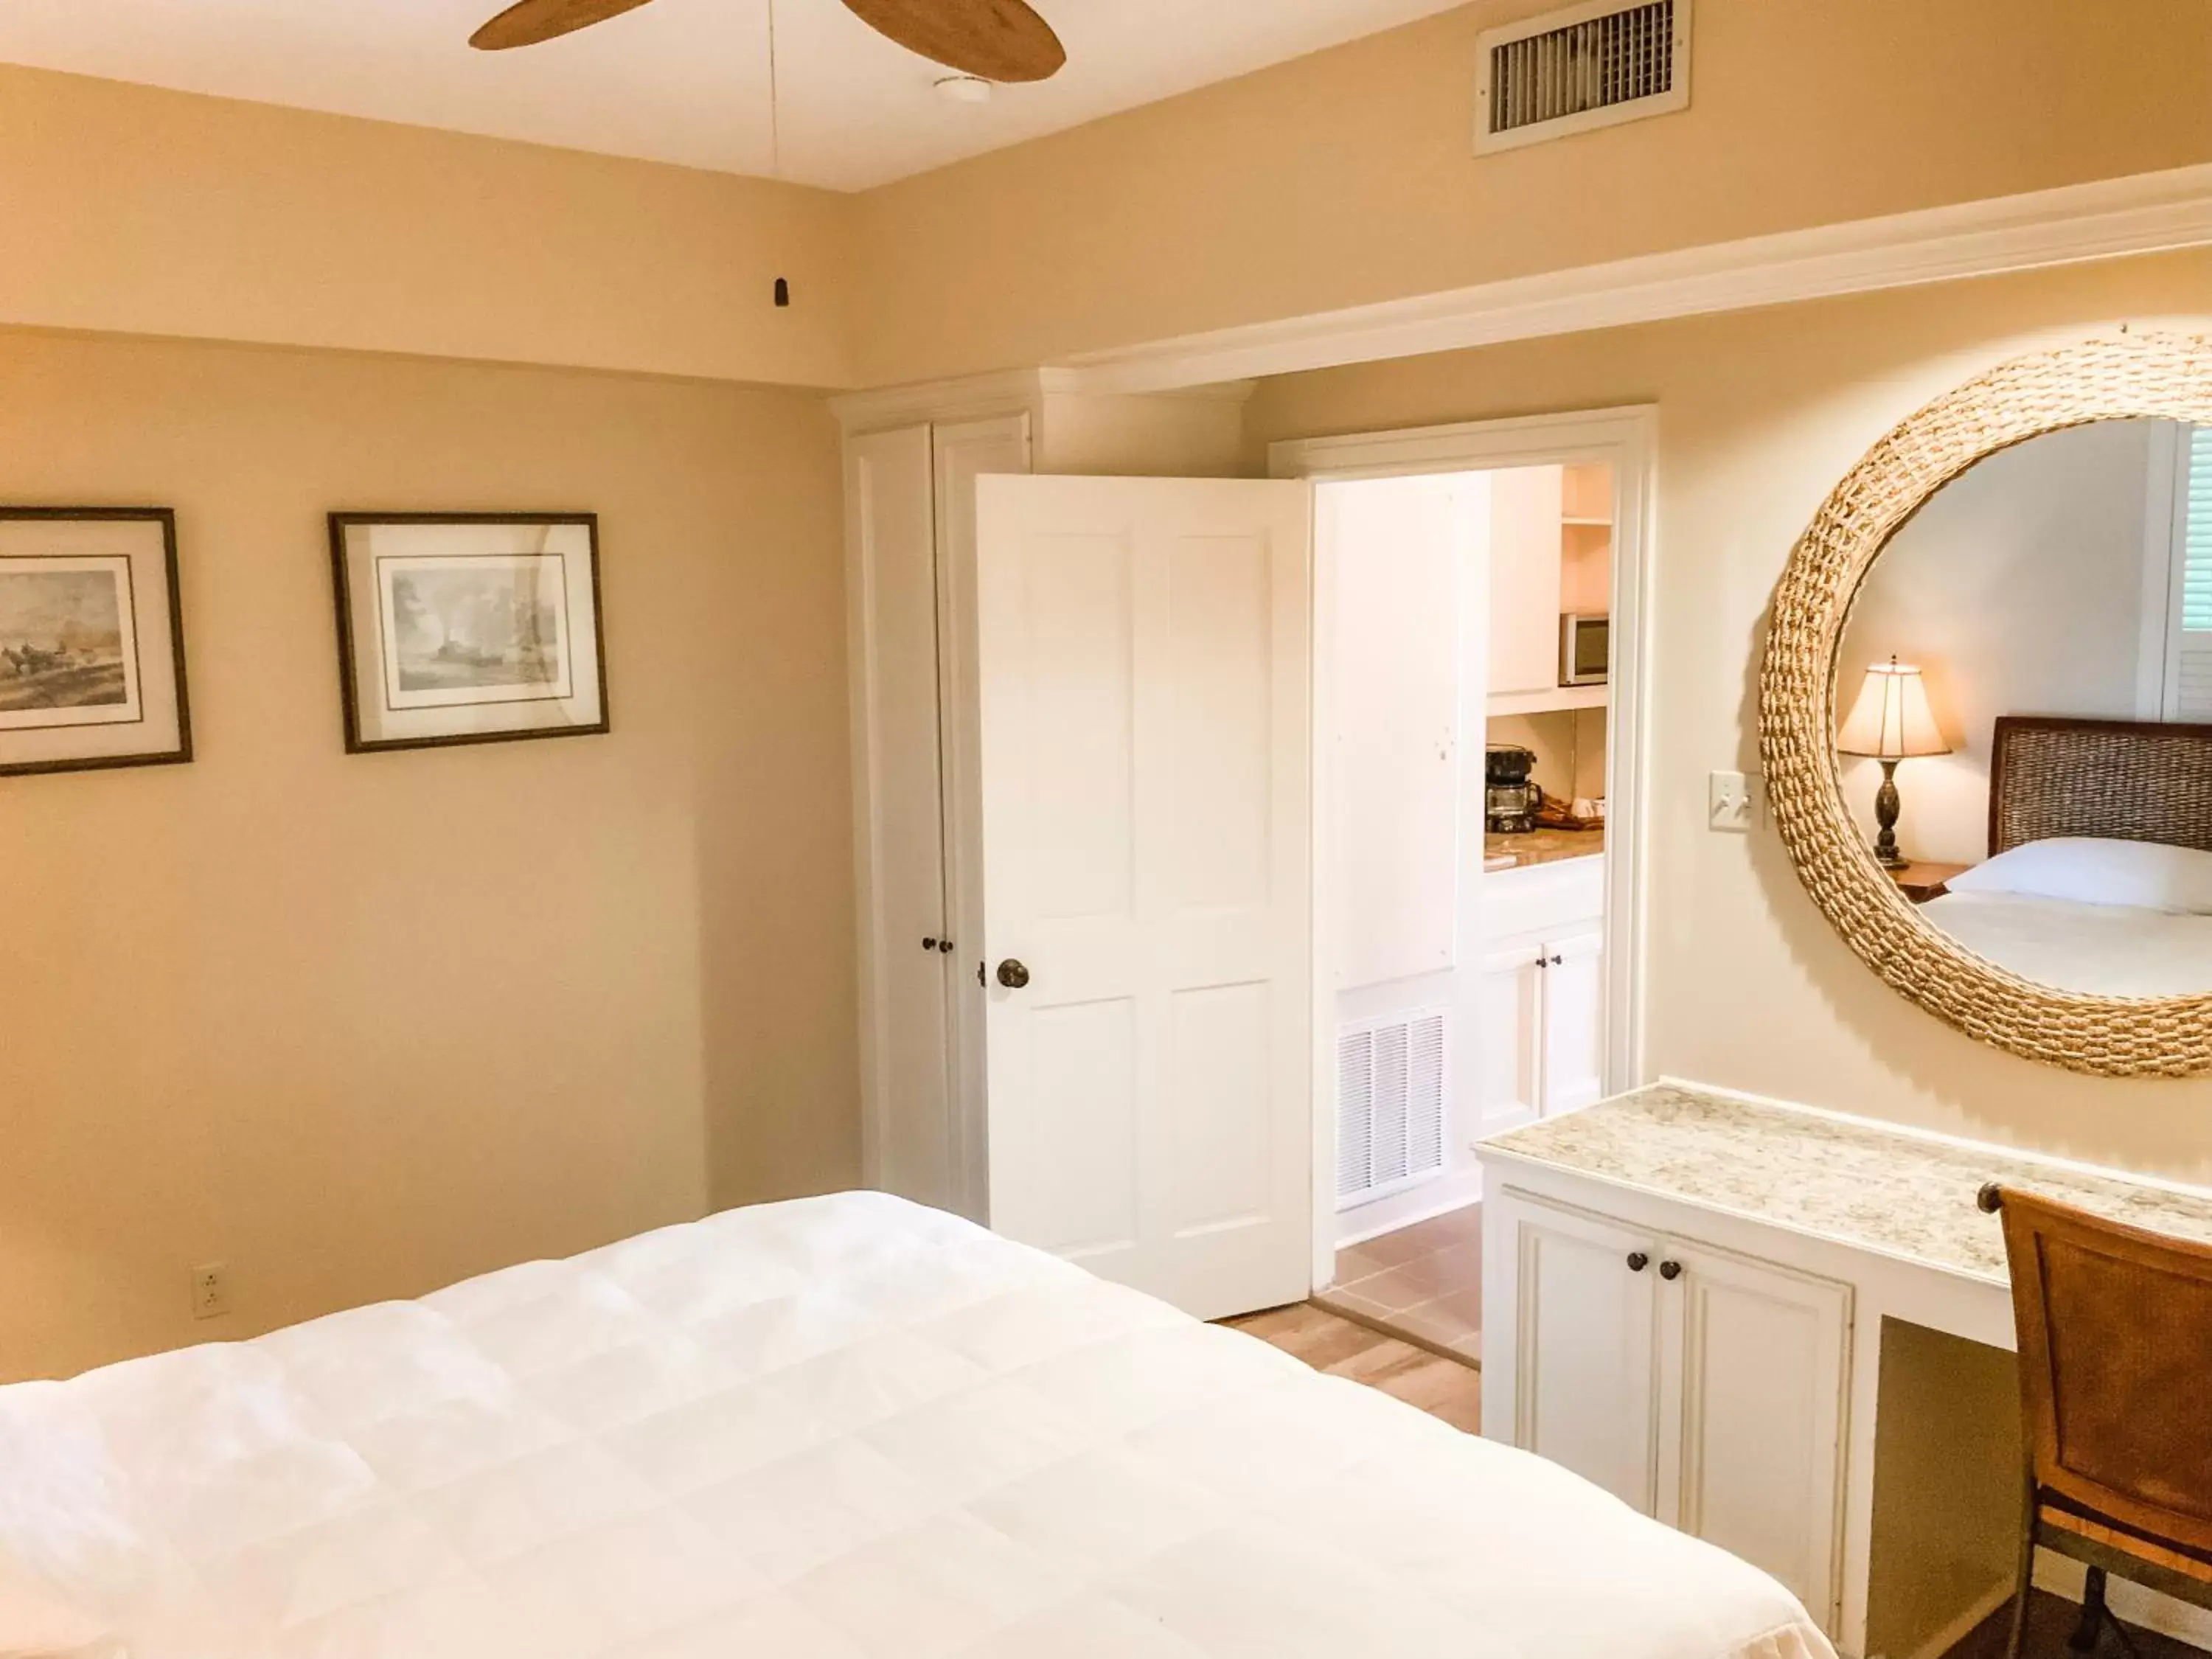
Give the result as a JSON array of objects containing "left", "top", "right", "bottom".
[
  {"left": 841, "top": 0, "right": 1065, "bottom": 83},
  {"left": 470, "top": 0, "right": 658, "bottom": 51}
]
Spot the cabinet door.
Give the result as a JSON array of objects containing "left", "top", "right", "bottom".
[
  {"left": 1662, "top": 1244, "right": 1851, "bottom": 1632},
  {"left": 1486, "top": 465, "right": 1565, "bottom": 697},
  {"left": 1506, "top": 1194, "right": 1662, "bottom": 1514},
  {"left": 846, "top": 425, "right": 957, "bottom": 1211},
  {"left": 1475, "top": 942, "right": 1545, "bottom": 1135},
  {"left": 1539, "top": 926, "right": 1605, "bottom": 1116}
]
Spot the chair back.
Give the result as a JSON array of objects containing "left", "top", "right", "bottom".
[{"left": 1992, "top": 1186, "right": 2212, "bottom": 1557}]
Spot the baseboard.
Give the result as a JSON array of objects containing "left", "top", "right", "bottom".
[
  {"left": 1334, "top": 1180, "right": 1481, "bottom": 1249},
  {"left": 1894, "top": 1576, "right": 2015, "bottom": 1659},
  {"left": 2034, "top": 1549, "right": 2212, "bottom": 1651}
]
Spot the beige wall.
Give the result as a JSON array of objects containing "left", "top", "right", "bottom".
[
  {"left": 0, "top": 327, "right": 857, "bottom": 1382},
  {"left": 1245, "top": 248, "right": 2212, "bottom": 1183},
  {"left": 849, "top": 0, "right": 2212, "bottom": 386},
  {"left": 0, "top": 65, "right": 854, "bottom": 387}
]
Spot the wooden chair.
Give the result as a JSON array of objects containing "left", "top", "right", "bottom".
[{"left": 1978, "top": 1183, "right": 2212, "bottom": 1657}]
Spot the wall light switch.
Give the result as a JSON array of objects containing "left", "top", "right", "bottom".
[
  {"left": 1709, "top": 771, "right": 1756, "bottom": 833},
  {"left": 191, "top": 1262, "right": 232, "bottom": 1321}
]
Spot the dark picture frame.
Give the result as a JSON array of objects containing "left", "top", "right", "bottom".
[
  {"left": 328, "top": 512, "right": 610, "bottom": 755},
  {"left": 0, "top": 507, "right": 192, "bottom": 779}
]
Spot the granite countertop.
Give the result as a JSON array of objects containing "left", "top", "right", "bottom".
[
  {"left": 1484, "top": 824, "right": 1605, "bottom": 870},
  {"left": 1479, "top": 1083, "right": 2212, "bottom": 1284}
]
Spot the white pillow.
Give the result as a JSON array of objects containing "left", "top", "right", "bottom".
[{"left": 1947, "top": 836, "right": 2212, "bottom": 914}]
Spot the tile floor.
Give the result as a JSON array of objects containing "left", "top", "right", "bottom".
[{"left": 1315, "top": 1203, "right": 1482, "bottom": 1362}]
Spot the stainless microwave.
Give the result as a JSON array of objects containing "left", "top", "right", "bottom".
[{"left": 1559, "top": 613, "right": 1609, "bottom": 686}]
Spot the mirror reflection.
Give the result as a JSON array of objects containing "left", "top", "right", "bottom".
[{"left": 1837, "top": 418, "right": 2212, "bottom": 997}]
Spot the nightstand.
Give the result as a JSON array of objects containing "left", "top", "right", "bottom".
[{"left": 1886, "top": 860, "right": 1969, "bottom": 903}]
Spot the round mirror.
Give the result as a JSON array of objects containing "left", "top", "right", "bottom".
[{"left": 1761, "top": 334, "right": 2212, "bottom": 1077}]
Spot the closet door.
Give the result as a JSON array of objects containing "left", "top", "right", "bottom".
[
  {"left": 845, "top": 426, "right": 958, "bottom": 1211},
  {"left": 932, "top": 415, "right": 1033, "bottom": 1223}
]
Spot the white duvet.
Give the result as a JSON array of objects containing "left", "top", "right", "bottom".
[
  {"left": 0, "top": 1194, "right": 1831, "bottom": 1659},
  {"left": 1921, "top": 888, "right": 2212, "bottom": 996}
]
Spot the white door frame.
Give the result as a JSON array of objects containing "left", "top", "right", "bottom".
[{"left": 1270, "top": 404, "right": 1658, "bottom": 1290}]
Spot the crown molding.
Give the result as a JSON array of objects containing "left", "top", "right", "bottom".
[
  {"left": 827, "top": 366, "right": 1256, "bottom": 434},
  {"left": 1050, "top": 163, "right": 2212, "bottom": 393}
]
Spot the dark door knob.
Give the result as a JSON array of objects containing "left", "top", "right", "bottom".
[
  {"left": 996, "top": 959, "right": 1032, "bottom": 990},
  {"left": 1627, "top": 1251, "right": 1649, "bottom": 1273},
  {"left": 1659, "top": 1259, "right": 1683, "bottom": 1281}
]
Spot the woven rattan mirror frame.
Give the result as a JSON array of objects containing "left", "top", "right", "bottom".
[{"left": 1759, "top": 332, "right": 2212, "bottom": 1078}]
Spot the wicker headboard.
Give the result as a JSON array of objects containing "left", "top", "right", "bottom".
[{"left": 1989, "top": 716, "right": 2212, "bottom": 857}]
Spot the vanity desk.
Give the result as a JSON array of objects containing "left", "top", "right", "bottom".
[{"left": 1477, "top": 1084, "right": 2212, "bottom": 1659}]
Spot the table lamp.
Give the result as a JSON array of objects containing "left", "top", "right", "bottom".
[{"left": 1836, "top": 657, "right": 1952, "bottom": 869}]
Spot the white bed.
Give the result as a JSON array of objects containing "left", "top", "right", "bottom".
[
  {"left": 1921, "top": 886, "right": 2212, "bottom": 996},
  {"left": 0, "top": 1193, "right": 1831, "bottom": 1659}
]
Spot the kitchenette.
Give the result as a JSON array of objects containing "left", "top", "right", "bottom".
[{"left": 1322, "top": 457, "right": 1613, "bottom": 1263}]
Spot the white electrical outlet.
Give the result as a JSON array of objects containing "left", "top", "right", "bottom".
[
  {"left": 1709, "top": 771, "right": 1756, "bottom": 833},
  {"left": 191, "top": 1262, "right": 232, "bottom": 1321}
]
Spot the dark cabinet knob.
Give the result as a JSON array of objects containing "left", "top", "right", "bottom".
[
  {"left": 996, "top": 959, "right": 1032, "bottom": 990},
  {"left": 1627, "top": 1251, "right": 1649, "bottom": 1273},
  {"left": 937, "top": 939, "right": 955, "bottom": 954},
  {"left": 922, "top": 936, "right": 939, "bottom": 951},
  {"left": 1659, "top": 1259, "right": 1683, "bottom": 1281}
]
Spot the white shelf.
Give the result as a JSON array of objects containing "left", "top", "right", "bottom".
[
  {"left": 1560, "top": 516, "right": 1613, "bottom": 528},
  {"left": 1489, "top": 684, "right": 1610, "bottom": 716}
]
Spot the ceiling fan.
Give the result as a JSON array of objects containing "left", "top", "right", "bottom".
[{"left": 468, "top": 0, "right": 1066, "bottom": 83}]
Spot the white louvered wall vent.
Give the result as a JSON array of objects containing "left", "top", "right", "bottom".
[
  {"left": 1336, "top": 1009, "right": 1449, "bottom": 1210},
  {"left": 1475, "top": 0, "right": 1691, "bottom": 155}
]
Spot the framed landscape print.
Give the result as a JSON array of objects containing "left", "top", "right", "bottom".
[
  {"left": 0, "top": 509, "right": 192, "bottom": 778},
  {"left": 330, "top": 513, "right": 608, "bottom": 754}
]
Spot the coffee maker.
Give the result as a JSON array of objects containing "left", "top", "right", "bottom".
[{"left": 1485, "top": 744, "right": 1543, "bottom": 833}]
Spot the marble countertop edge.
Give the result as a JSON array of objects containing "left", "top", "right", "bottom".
[
  {"left": 1474, "top": 1139, "right": 2011, "bottom": 1287},
  {"left": 1471, "top": 1079, "right": 2212, "bottom": 1284}
]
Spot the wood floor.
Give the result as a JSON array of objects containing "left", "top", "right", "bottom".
[
  {"left": 1220, "top": 1301, "right": 1481, "bottom": 1434},
  {"left": 1945, "top": 1589, "right": 2203, "bottom": 1659}
]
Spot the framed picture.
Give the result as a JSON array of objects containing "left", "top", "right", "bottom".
[
  {"left": 0, "top": 509, "right": 192, "bottom": 779},
  {"left": 329, "top": 513, "right": 609, "bottom": 754}
]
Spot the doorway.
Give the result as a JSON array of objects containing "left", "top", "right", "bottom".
[{"left": 1273, "top": 406, "right": 1655, "bottom": 1343}]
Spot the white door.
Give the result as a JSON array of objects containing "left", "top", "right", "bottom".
[
  {"left": 1503, "top": 1192, "right": 1662, "bottom": 1513},
  {"left": 845, "top": 426, "right": 958, "bottom": 1211},
  {"left": 1540, "top": 926, "right": 1607, "bottom": 1116},
  {"left": 1662, "top": 1243, "right": 1851, "bottom": 1632},
  {"left": 975, "top": 473, "right": 1314, "bottom": 1321},
  {"left": 1475, "top": 942, "right": 1544, "bottom": 1135},
  {"left": 931, "top": 414, "right": 1033, "bottom": 1223}
]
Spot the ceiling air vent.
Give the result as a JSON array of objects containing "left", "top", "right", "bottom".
[{"left": 1475, "top": 0, "right": 1691, "bottom": 154}]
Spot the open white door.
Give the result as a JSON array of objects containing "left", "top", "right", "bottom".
[{"left": 975, "top": 473, "right": 1313, "bottom": 1321}]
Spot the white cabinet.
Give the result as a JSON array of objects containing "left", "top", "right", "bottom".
[
  {"left": 1474, "top": 942, "right": 1545, "bottom": 1132},
  {"left": 1486, "top": 1187, "right": 1853, "bottom": 1633},
  {"left": 1475, "top": 860, "right": 1604, "bottom": 1135},
  {"left": 1509, "top": 1197, "right": 1662, "bottom": 1514},
  {"left": 1486, "top": 465, "right": 1565, "bottom": 700},
  {"left": 1666, "top": 1239, "right": 1851, "bottom": 1624},
  {"left": 1540, "top": 925, "right": 1606, "bottom": 1116}
]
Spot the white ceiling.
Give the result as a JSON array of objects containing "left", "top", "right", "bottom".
[{"left": 0, "top": 0, "right": 1467, "bottom": 192}]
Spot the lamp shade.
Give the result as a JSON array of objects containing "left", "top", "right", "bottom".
[{"left": 1837, "top": 658, "right": 1952, "bottom": 759}]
